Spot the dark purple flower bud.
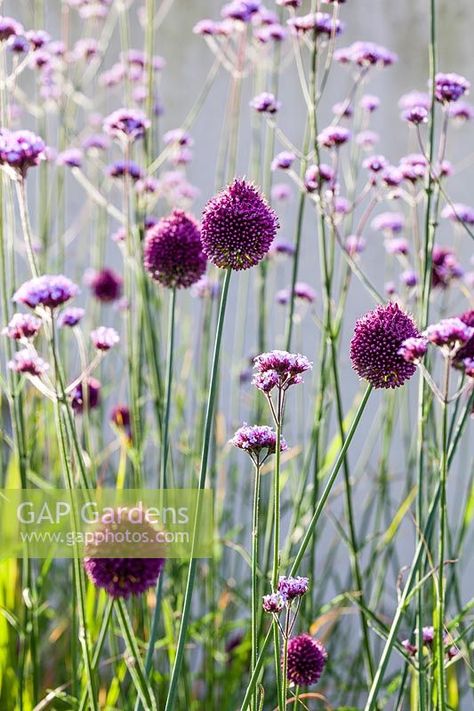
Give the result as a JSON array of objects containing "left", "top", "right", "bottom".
[
  {"left": 285, "top": 634, "right": 327, "bottom": 686},
  {"left": 401, "top": 270, "right": 418, "bottom": 288},
  {"left": 402, "top": 106, "right": 429, "bottom": 124},
  {"left": 26, "top": 30, "right": 51, "bottom": 50},
  {"left": 276, "top": 0, "right": 302, "bottom": 7},
  {"left": 371, "top": 212, "right": 404, "bottom": 234},
  {"left": 0, "top": 16, "right": 23, "bottom": 42},
  {"left": 431, "top": 245, "right": 463, "bottom": 288},
  {"left": 13, "top": 275, "right": 79, "bottom": 309},
  {"left": 106, "top": 160, "right": 144, "bottom": 181},
  {"left": 435, "top": 72, "right": 470, "bottom": 104},
  {"left": 345, "top": 234, "right": 366, "bottom": 256},
  {"left": 8, "top": 35, "right": 29, "bottom": 54},
  {"left": 453, "top": 310, "right": 474, "bottom": 365},
  {"left": 360, "top": 94, "right": 380, "bottom": 112},
  {"left": 8, "top": 349, "right": 49, "bottom": 376},
  {"left": 402, "top": 639, "right": 417, "bottom": 656},
  {"left": 200, "top": 179, "right": 278, "bottom": 271},
  {"left": 363, "top": 155, "right": 388, "bottom": 173},
  {"left": 277, "top": 575, "right": 309, "bottom": 600},
  {"left": 2, "top": 313, "right": 42, "bottom": 340},
  {"left": 350, "top": 302, "right": 421, "bottom": 389},
  {"left": 255, "top": 23, "right": 287, "bottom": 43},
  {"left": 288, "top": 12, "right": 343, "bottom": 37},
  {"left": 144, "top": 209, "right": 206, "bottom": 289},
  {"left": 56, "top": 148, "right": 83, "bottom": 168}
]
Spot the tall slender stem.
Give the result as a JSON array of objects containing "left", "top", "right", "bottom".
[
  {"left": 251, "top": 461, "right": 262, "bottom": 711},
  {"left": 164, "top": 268, "right": 232, "bottom": 711}
]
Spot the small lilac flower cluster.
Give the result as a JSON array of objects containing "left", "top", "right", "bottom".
[
  {"left": 252, "top": 350, "right": 312, "bottom": 394},
  {"left": 230, "top": 424, "right": 287, "bottom": 466}
]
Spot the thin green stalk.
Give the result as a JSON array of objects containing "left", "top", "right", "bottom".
[
  {"left": 16, "top": 178, "right": 39, "bottom": 278},
  {"left": 251, "top": 461, "right": 262, "bottom": 711},
  {"left": 160, "top": 287, "right": 176, "bottom": 488},
  {"left": 434, "top": 358, "right": 450, "bottom": 711},
  {"left": 164, "top": 268, "right": 232, "bottom": 711},
  {"left": 272, "top": 387, "right": 284, "bottom": 711}
]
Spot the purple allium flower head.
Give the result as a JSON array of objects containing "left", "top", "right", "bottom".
[
  {"left": 58, "top": 307, "right": 85, "bottom": 328},
  {"left": 271, "top": 151, "right": 295, "bottom": 171},
  {"left": 0, "top": 16, "right": 23, "bottom": 42},
  {"left": 107, "top": 160, "right": 143, "bottom": 181},
  {"left": 0, "top": 130, "right": 46, "bottom": 177},
  {"left": 230, "top": 424, "right": 287, "bottom": 463},
  {"left": 371, "top": 212, "right": 404, "bottom": 235},
  {"left": 424, "top": 318, "right": 474, "bottom": 350},
  {"left": 350, "top": 303, "right": 421, "bottom": 389},
  {"left": 304, "top": 164, "right": 334, "bottom": 192},
  {"left": 398, "top": 337, "right": 428, "bottom": 363},
  {"left": 3, "top": 313, "right": 42, "bottom": 340},
  {"left": 441, "top": 202, "right": 474, "bottom": 225},
  {"left": 8, "top": 349, "right": 49, "bottom": 376},
  {"left": 277, "top": 575, "right": 309, "bottom": 600},
  {"left": 253, "top": 350, "right": 312, "bottom": 392},
  {"left": 448, "top": 101, "right": 474, "bottom": 122},
  {"left": 87, "top": 268, "right": 123, "bottom": 303},
  {"left": 250, "top": 92, "right": 281, "bottom": 114},
  {"left": 56, "top": 148, "right": 83, "bottom": 168},
  {"left": 360, "top": 94, "right": 380, "bottom": 112},
  {"left": 71, "top": 377, "right": 101, "bottom": 413},
  {"left": 200, "top": 179, "right": 279, "bottom": 271},
  {"left": 287, "top": 12, "right": 342, "bottom": 37},
  {"left": 317, "top": 126, "right": 351, "bottom": 149},
  {"left": 402, "top": 106, "right": 429, "bottom": 124},
  {"left": 90, "top": 326, "right": 120, "bottom": 351},
  {"left": 363, "top": 155, "right": 388, "bottom": 173},
  {"left": 286, "top": 634, "right": 327, "bottom": 686},
  {"left": 84, "top": 548, "right": 164, "bottom": 598},
  {"left": 13, "top": 275, "right": 79, "bottom": 310},
  {"left": 435, "top": 73, "right": 470, "bottom": 104},
  {"left": 431, "top": 245, "right": 463, "bottom": 288},
  {"left": 335, "top": 41, "right": 397, "bottom": 68},
  {"left": 262, "top": 592, "right": 285, "bottom": 613},
  {"left": 144, "top": 209, "right": 206, "bottom": 289},
  {"left": 345, "top": 234, "right": 366, "bottom": 256}
]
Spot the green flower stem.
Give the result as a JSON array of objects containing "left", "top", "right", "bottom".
[
  {"left": 164, "top": 267, "right": 232, "bottom": 711},
  {"left": 160, "top": 286, "right": 176, "bottom": 489},
  {"left": 272, "top": 387, "right": 284, "bottom": 711},
  {"left": 434, "top": 357, "right": 450, "bottom": 711},
  {"left": 251, "top": 461, "right": 262, "bottom": 711},
  {"left": 16, "top": 178, "right": 39, "bottom": 278},
  {"left": 290, "top": 384, "right": 373, "bottom": 575}
]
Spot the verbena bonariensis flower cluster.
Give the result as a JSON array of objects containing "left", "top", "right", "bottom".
[{"left": 0, "top": 1, "right": 472, "bottom": 710}]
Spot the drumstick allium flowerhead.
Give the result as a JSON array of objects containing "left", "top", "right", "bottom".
[
  {"left": 350, "top": 302, "right": 420, "bottom": 388},
  {"left": 13, "top": 275, "right": 79, "bottom": 310},
  {"left": 200, "top": 179, "right": 279, "bottom": 270},
  {"left": 84, "top": 552, "right": 164, "bottom": 598},
  {"left": 285, "top": 634, "right": 327, "bottom": 686},
  {"left": 144, "top": 209, "right": 206, "bottom": 289}
]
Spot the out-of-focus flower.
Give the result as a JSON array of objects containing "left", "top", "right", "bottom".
[
  {"left": 86, "top": 268, "right": 123, "bottom": 303},
  {"left": 250, "top": 92, "right": 281, "bottom": 114},
  {"left": 271, "top": 151, "right": 295, "bottom": 171},
  {"left": 317, "top": 126, "right": 351, "bottom": 148},
  {"left": 385, "top": 237, "right": 409, "bottom": 255},
  {"left": 350, "top": 303, "right": 421, "bottom": 389},
  {"left": 360, "top": 94, "right": 380, "bottom": 112},
  {"left": 431, "top": 245, "right": 463, "bottom": 288},
  {"left": 163, "top": 129, "right": 194, "bottom": 147},
  {"left": 269, "top": 239, "right": 295, "bottom": 257},
  {"left": 401, "top": 270, "right": 418, "bottom": 287},
  {"left": 84, "top": 544, "right": 164, "bottom": 598},
  {"left": 332, "top": 101, "right": 353, "bottom": 119},
  {"left": 107, "top": 160, "right": 144, "bottom": 181},
  {"left": 276, "top": 282, "right": 316, "bottom": 305},
  {"left": 304, "top": 164, "right": 334, "bottom": 192},
  {"left": 82, "top": 133, "right": 110, "bottom": 153},
  {"left": 71, "top": 377, "right": 101, "bottom": 413},
  {"left": 453, "top": 310, "right": 474, "bottom": 365},
  {"left": 262, "top": 592, "right": 285, "bottom": 613},
  {"left": 363, "top": 155, "right": 388, "bottom": 173},
  {"left": 56, "top": 148, "right": 83, "bottom": 168},
  {"left": 424, "top": 318, "right": 474, "bottom": 350},
  {"left": 371, "top": 212, "right": 405, "bottom": 235},
  {"left": 190, "top": 275, "right": 220, "bottom": 299},
  {"left": 58, "top": 307, "right": 85, "bottom": 328},
  {"left": 2, "top": 313, "right": 42, "bottom": 340},
  {"left": 441, "top": 202, "right": 474, "bottom": 225},
  {"left": 90, "top": 326, "right": 120, "bottom": 351},
  {"left": 9, "top": 349, "right": 49, "bottom": 376},
  {"left": 0, "top": 16, "right": 23, "bottom": 42},
  {"left": 356, "top": 130, "right": 379, "bottom": 149},
  {"left": 110, "top": 405, "right": 132, "bottom": 442},
  {"left": 345, "top": 234, "right": 366, "bottom": 256},
  {"left": 144, "top": 209, "right": 206, "bottom": 289},
  {"left": 402, "top": 106, "right": 429, "bottom": 124},
  {"left": 399, "top": 90, "right": 431, "bottom": 111},
  {"left": 0, "top": 129, "right": 46, "bottom": 177},
  {"left": 335, "top": 41, "right": 397, "bottom": 67},
  {"left": 103, "top": 108, "right": 150, "bottom": 142},
  {"left": 398, "top": 336, "right": 428, "bottom": 363},
  {"left": 435, "top": 72, "right": 470, "bottom": 104},
  {"left": 448, "top": 101, "right": 474, "bottom": 122},
  {"left": 271, "top": 183, "right": 292, "bottom": 201},
  {"left": 286, "top": 634, "right": 327, "bottom": 686},
  {"left": 200, "top": 179, "right": 279, "bottom": 271},
  {"left": 287, "top": 12, "right": 343, "bottom": 37},
  {"left": 14, "top": 275, "right": 79, "bottom": 309}
]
